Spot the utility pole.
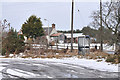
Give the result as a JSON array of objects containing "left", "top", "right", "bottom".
[
  {"left": 100, "top": 0, "right": 103, "bottom": 51},
  {"left": 118, "top": 1, "right": 120, "bottom": 53},
  {"left": 71, "top": 0, "right": 74, "bottom": 52},
  {"left": 0, "top": 21, "right": 2, "bottom": 56},
  {"left": 44, "top": 19, "right": 50, "bottom": 46}
]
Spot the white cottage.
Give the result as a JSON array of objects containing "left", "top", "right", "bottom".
[{"left": 43, "top": 23, "right": 65, "bottom": 43}]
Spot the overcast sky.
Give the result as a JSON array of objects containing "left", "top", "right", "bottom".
[{"left": 1, "top": 0, "right": 102, "bottom": 31}]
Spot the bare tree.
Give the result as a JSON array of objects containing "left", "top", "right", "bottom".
[
  {"left": 0, "top": 19, "right": 10, "bottom": 55},
  {"left": 26, "top": 36, "right": 48, "bottom": 57},
  {"left": 118, "top": 1, "right": 120, "bottom": 54},
  {"left": 90, "top": 1, "right": 119, "bottom": 51},
  {"left": 37, "top": 36, "right": 48, "bottom": 55}
]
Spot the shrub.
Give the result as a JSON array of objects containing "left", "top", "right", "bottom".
[
  {"left": 97, "top": 60, "right": 102, "bottom": 62},
  {"left": 98, "top": 56, "right": 101, "bottom": 59},
  {"left": 2, "top": 28, "right": 25, "bottom": 56},
  {"left": 46, "top": 55, "right": 54, "bottom": 58},
  {"left": 118, "top": 55, "right": 120, "bottom": 63},
  {"left": 101, "top": 56, "right": 106, "bottom": 59},
  {"left": 1, "top": 48, "right": 6, "bottom": 56},
  {"left": 105, "top": 56, "right": 116, "bottom": 63},
  {"left": 40, "top": 55, "right": 47, "bottom": 58}
]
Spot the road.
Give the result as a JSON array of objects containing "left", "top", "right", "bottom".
[{"left": 0, "top": 58, "right": 118, "bottom": 79}]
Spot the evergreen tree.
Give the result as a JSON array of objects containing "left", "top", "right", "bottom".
[
  {"left": 2, "top": 28, "right": 25, "bottom": 56},
  {"left": 22, "top": 15, "right": 44, "bottom": 39}
]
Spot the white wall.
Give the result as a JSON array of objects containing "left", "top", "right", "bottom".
[{"left": 50, "top": 28, "right": 57, "bottom": 35}]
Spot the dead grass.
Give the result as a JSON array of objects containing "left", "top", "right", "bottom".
[
  {"left": 46, "top": 55, "right": 54, "bottom": 58},
  {"left": 105, "top": 54, "right": 120, "bottom": 64},
  {"left": 40, "top": 55, "right": 47, "bottom": 58},
  {"left": 4, "top": 48, "right": 119, "bottom": 64},
  {"left": 54, "top": 55, "right": 63, "bottom": 59},
  {"left": 22, "top": 56, "right": 31, "bottom": 58},
  {"left": 66, "top": 49, "right": 78, "bottom": 56},
  {"left": 87, "top": 51, "right": 110, "bottom": 59},
  {"left": 77, "top": 55, "right": 84, "bottom": 59},
  {"left": 0, "top": 56, "right": 9, "bottom": 58},
  {"left": 84, "top": 51, "right": 120, "bottom": 64}
]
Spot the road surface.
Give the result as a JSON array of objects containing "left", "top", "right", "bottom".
[{"left": 0, "top": 58, "right": 118, "bottom": 79}]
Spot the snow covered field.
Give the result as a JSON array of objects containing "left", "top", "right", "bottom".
[
  {"left": 0, "top": 57, "right": 118, "bottom": 78},
  {"left": 0, "top": 57, "right": 118, "bottom": 72},
  {"left": 27, "top": 57, "right": 119, "bottom": 72},
  {"left": 0, "top": 67, "right": 5, "bottom": 79}
]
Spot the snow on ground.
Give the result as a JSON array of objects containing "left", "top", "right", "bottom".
[
  {"left": 7, "top": 69, "right": 40, "bottom": 78},
  {"left": 90, "top": 43, "right": 115, "bottom": 51},
  {"left": 0, "top": 67, "right": 5, "bottom": 79},
  {"left": 56, "top": 43, "right": 115, "bottom": 54},
  {"left": 0, "top": 73, "right": 2, "bottom": 79},
  {"left": 50, "top": 43, "right": 115, "bottom": 52},
  {"left": 30, "top": 57, "right": 118, "bottom": 72},
  {"left": 0, "top": 56, "right": 5, "bottom": 58},
  {"left": 1, "top": 57, "right": 118, "bottom": 72},
  {"left": 31, "top": 43, "right": 115, "bottom": 54}
]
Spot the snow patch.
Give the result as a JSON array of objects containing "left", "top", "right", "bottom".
[
  {"left": 0, "top": 57, "right": 119, "bottom": 72},
  {"left": 0, "top": 67, "right": 5, "bottom": 79},
  {"left": 0, "top": 56, "right": 5, "bottom": 58},
  {"left": 0, "top": 67, "right": 5, "bottom": 71},
  {"left": 7, "top": 69, "right": 40, "bottom": 78},
  {"left": 32, "top": 58, "right": 119, "bottom": 72}
]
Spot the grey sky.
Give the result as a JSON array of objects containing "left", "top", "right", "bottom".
[{"left": 1, "top": 1, "right": 100, "bottom": 31}]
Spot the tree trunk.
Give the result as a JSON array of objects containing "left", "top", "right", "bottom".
[
  {"left": 100, "top": 0, "right": 103, "bottom": 51},
  {"left": 6, "top": 48, "right": 8, "bottom": 57},
  {"left": 114, "top": 30, "right": 119, "bottom": 53},
  {"left": 14, "top": 49, "right": 17, "bottom": 57},
  {"left": 118, "top": 31, "right": 120, "bottom": 54}
]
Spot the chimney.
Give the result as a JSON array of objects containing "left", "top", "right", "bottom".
[{"left": 52, "top": 23, "right": 55, "bottom": 29}]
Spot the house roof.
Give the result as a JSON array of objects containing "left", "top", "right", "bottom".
[
  {"left": 50, "top": 33, "right": 62, "bottom": 37},
  {"left": 43, "top": 26, "right": 52, "bottom": 35},
  {"left": 18, "top": 29, "right": 23, "bottom": 35},
  {"left": 64, "top": 33, "right": 85, "bottom": 38}
]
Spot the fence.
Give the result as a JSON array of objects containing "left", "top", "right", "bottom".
[
  {"left": 29, "top": 43, "right": 101, "bottom": 50},
  {"left": 49, "top": 44, "right": 78, "bottom": 50}
]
